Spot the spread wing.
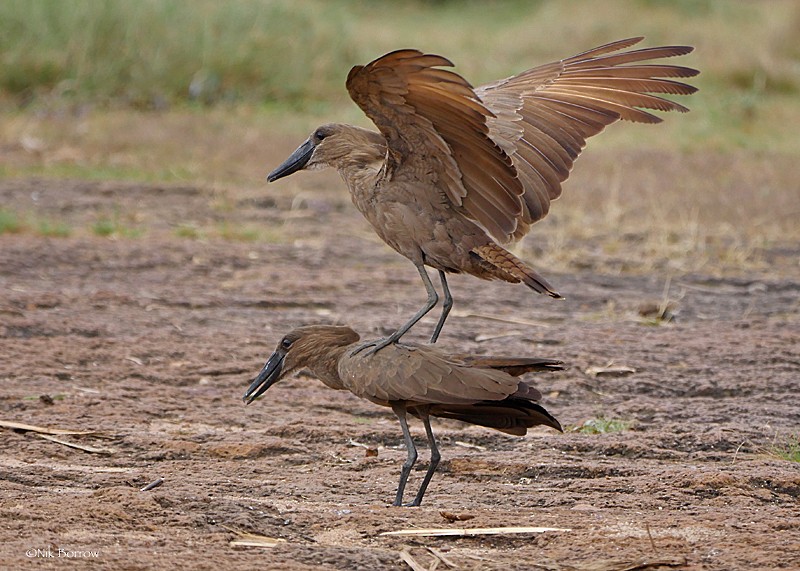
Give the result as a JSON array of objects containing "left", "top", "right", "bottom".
[
  {"left": 476, "top": 37, "right": 699, "bottom": 240},
  {"left": 346, "top": 49, "right": 524, "bottom": 243},
  {"left": 339, "top": 344, "right": 523, "bottom": 406},
  {"left": 346, "top": 39, "right": 698, "bottom": 244}
]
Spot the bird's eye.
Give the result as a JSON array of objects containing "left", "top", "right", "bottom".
[
  {"left": 281, "top": 337, "right": 293, "bottom": 349},
  {"left": 314, "top": 130, "right": 327, "bottom": 141}
]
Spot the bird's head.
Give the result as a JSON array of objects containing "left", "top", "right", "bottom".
[
  {"left": 242, "top": 325, "right": 360, "bottom": 404},
  {"left": 267, "top": 124, "right": 386, "bottom": 182}
]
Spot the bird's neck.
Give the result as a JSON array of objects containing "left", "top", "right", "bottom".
[
  {"left": 335, "top": 148, "right": 386, "bottom": 196},
  {"left": 308, "top": 345, "right": 350, "bottom": 391}
]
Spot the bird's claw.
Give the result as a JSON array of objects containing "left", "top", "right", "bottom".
[
  {"left": 349, "top": 342, "right": 376, "bottom": 356},
  {"left": 350, "top": 336, "right": 395, "bottom": 357},
  {"left": 390, "top": 500, "right": 422, "bottom": 508}
]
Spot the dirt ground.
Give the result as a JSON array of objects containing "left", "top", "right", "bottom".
[{"left": 1, "top": 174, "right": 798, "bottom": 571}]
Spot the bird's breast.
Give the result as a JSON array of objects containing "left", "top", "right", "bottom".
[{"left": 346, "top": 178, "right": 492, "bottom": 272}]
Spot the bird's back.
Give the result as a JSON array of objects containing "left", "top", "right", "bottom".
[{"left": 338, "top": 342, "right": 552, "bottom": 406}]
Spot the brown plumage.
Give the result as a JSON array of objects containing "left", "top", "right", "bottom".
[
  {"left": 242, "top": 325, "right": 562, "bottom": 506},
  {"left": 267, "top": 38, "right": 698, "bottom": 351}
]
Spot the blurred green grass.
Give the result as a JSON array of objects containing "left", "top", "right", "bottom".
[
  {"left": 1, "top": 0, "right": 799, "bottom": 152},
  {"left": 770, "top": 435, "right": 800, "bottom": 463}
]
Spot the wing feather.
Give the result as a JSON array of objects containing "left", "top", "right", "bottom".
[
  {"left": 347, "top": 49, "right": 524, "bottom": 241},
  {"left": 339, "top": 344, "right": 525, "bottom": 405},
  {"left": 476, "top": 37, "right": 698, "bottom": 240},
  {"left": 346, "top": 40, "right": 697, "bottom": 244}
]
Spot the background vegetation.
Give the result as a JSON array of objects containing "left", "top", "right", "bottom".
[
  {"left": 1, "top": 0, "right": 798, "bottom": 273},
  {"left": 2, "top": 0, "right": 799, "bottom": 151}
]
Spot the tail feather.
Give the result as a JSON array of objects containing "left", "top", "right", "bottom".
[
  {"left": 428, "top": 398, "right": 563, "bottom": 435},
  {"left": 472, "top": 243, "right": 562, "bottom": 298},
  {"left": 454, "top": 355, "right": 564, "bottom": 377}
]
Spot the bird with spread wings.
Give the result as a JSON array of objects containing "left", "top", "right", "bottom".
[{"left": 267, "top": 38, "right": 698, "bottom": 353}]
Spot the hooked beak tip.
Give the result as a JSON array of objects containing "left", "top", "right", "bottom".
[
  {"left": 266, "top": 138, "right": 314, "bottom": 184},
  {"left": 242, "top": 351, "right": 285, "bottom": 404}
]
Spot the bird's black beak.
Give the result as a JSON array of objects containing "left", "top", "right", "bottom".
[
  {"left": 243, "top": 350, "right": 285, "bottom": 404},
  {"left": 267, "top": 139, "right": 314, "bottom": 182}
]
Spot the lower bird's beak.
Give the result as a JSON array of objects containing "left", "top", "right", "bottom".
[
  {"left": 243, "top": 350, "right": 285, "bottom": 404},
  {"left": 267, "top": 139, "right": 314, "bottom": 182}
]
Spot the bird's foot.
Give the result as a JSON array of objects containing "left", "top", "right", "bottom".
[
  {"left": 390, "top": 499, "right": 421, "bottom": 508},
  {"left": 350, "top": 335, "right": 396, "bottom": 357}
]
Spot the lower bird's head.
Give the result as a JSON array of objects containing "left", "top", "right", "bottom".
[
  {"left": 267, "top": 124, "right": 386, "bottom": 182},
  {"left": 242, "top": 325, "right": 360, "bottom": 404}
]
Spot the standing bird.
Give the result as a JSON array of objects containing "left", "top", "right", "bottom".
[
  {"left": 243, "top": 325, "right": 563, "bottom": 506},
  {"left": 267, "top": 38, "right": 698, "bottom": 352}
]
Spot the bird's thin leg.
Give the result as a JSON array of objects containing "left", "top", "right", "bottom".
[
  {"left": 391, "top": 404, "right": 417, "bottom": 507},
  {"left": 409, "top": 408, "right": 440, "bottom": 507},
  {"left": 429, "top": 270, "right": 453, "bottom": 344},
  {"left": 351, "top": 264, "right": 438, "bottom": 356}
]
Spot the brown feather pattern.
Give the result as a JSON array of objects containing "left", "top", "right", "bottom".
[
  {"left": 250, "top": 326, "right": 562, "bottom": 434},
  {"left": 244, "top": 326, "right": 563, "bottom": 504},
  {"left": 347, "top": 49, "right": 525, "bottom": 239},
  {"left": 345, "top": 39, "right": 697, "bottom": 244},
  {"left": 476, "top": 37, "right": 698, "bottom": 241},
  {"left": 471, "top": 243, "right": 560, "bottom": 297},
  {"left": 267, "top": 40, "right": 696, "bottom": 345}
]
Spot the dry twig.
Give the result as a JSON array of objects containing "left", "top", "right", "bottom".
[
  {"left": 36, "top": 433, "right": 114, "bottom": 454},
  {"left": 221, "top": 524, "right": 286, "bottom": 548},
  {"left": 426, "top": 547, "right": 457, "bottom": 569},
  {"left": 453, "top": 441, "right": 486, "bottom": 451},
  {"left": 382, "top": 526, "right": 570, "bottom": 538},
  {"left": 585, "top": 363, "right": 636, "bottom": 377},
  {"left": 616, "top": 557, "right": 687, "bottom": 571},
  {"left": 451, "top": 310, "right": 551, "bottom": 328},
  {"left": 0, "top": 419, "right": 95, "bottom": 435},
  {"left": 645, "top": 523, "right": 657, "bottom": 553},
  {"left": 140, "top": 478, "right": 164, "bottom": 492},
  {"left": 399, "top": 549, "right": 427, "bottom": 571}
]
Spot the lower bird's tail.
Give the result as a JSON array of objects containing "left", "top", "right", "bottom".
[
  {"left": 455, "top": 355, "right": 564, "bottom": 377},
  {"left": 472, "top": 244, "right": 562, "bottom": 298},
  {"left": 430, "top": 399, "right": 563, "bottom": 436}
]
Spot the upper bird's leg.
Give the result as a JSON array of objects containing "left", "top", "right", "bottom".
[
  {"left": 429, "top": 270, "right": 453, "bottom": 344},
  {"left": 409, "top": 407, "right": 440, "bottom": 507},
  {"left": 351, "top": 264, "right": 439, "bottom": 356},
  {"left": 391, "top": 404, "right": 418, "bottom": 507}
]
